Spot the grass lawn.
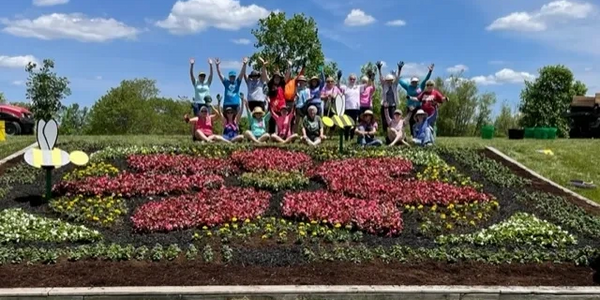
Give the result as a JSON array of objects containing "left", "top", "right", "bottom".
[
  {"left": 0, "top": 136, "right": 35, "bottom": 160},
  {"left": 1, "top": 134, "right": 598, "bottom": 203},
  {"left": 438, "top": 137, "right": 600, "bottom": 203}
]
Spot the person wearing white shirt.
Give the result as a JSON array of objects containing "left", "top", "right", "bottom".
[
  {"left": 377, "top": 61, "right": 402, "bottom": 145},
  {"left": 338, "top": 73, "right": 362, "bottom": 141}
]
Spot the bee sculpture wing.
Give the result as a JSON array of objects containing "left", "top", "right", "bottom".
[
  {"left": 36, "top": 120, "right": 48, "bottom": 150},
  {"left": 43, "top": 119, "right": 59, "bottom": 150}
]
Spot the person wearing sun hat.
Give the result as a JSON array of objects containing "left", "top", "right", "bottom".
[
  {"left": 355, "top": 109, "right": 382, "bottom": 147},
  {"left": 294, "top": 75, "right": 310, "bottom": 132},
  {"left": 412, "top": 107, "right": 437, "bottom": 147},
  {"left": 243, "top": 103, "right": 271, "bottom": 144},
  {"left": 399, "top": 63, "right": 434, "bottom": 136},
  {"left": 307, "top": 66, "right": 326, "bottom": 116},
  {"left": 215, "top": 57, "right": 246, "bottom": 113},
  {"left": 376, "top": 61, "right": 401, "bottom": 144},
  {"left": 244, "top": 64, "right": 268, "bottom": 112},
  {"left": 189, "top": 57, "right": 214, "bottom": 116}
]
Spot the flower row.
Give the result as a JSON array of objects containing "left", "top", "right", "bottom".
[
  {"left": 49, "top": 195, "right": 127, "bottom": 227},
  {"left": 231, "top": 148, "right": 313, "bottom": 172},
  {"left": 282, "top": 191, "right": 403, "bottom": 235},
  {"left": 131, "top": 187, "right": 271, "bottom": 232},
  {"left": 127, "top": 154, "right": 239, "bottom": 176},
  {"left": 53, "top": 172, "right": 224, "bottom": 197}
]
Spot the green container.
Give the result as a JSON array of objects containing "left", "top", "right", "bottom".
[
  {"left": 524, "top": 127, "right": 535, "bottom": 138},
  {"left": 481, "top": 125, "right": 495, "bottom": 139},
  {"left": 534, "top": 127, "right": 547, "bottom": 139},
  {"left": 547, "top": 127, "right": 557, "bottom": 139}
]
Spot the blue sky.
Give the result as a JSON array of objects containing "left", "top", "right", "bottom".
[{"left": 0, "top": 0, "right": 598, "bottom": 115}]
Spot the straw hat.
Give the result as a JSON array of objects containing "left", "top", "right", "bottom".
[
  {"left": 361, "top": 110, "right": 374, "bottom": 117},
  {"left": 393, "top": 109, "right": 402, "bottom": 115},
  {"left": 252, "top": 106, "right": 265, "bottom": 117},
  {"left": 297, "top": 75, "right": 307, "bottom": 82},
  {"left": 415, "top": 109, "right": 427, "bottom": 116}
]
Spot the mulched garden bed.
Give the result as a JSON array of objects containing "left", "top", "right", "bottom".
[{"left": 0, "top": 145, "right": 598, "bottom": 287}]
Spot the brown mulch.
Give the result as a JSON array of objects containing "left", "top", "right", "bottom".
[{"left": 0, "top": 260, "right": 597, "bottom": 287}]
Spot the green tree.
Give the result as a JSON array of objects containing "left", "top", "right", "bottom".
[
  {"left": 0, "top": 92, "right": 6, "bottom": 104},
  {"left": 25, "top": 59, "right": 71, "bottom": 121},
  {"left": 9, "top": 101, "right": 33, "bottom": 110},
  {"left": 436, "top": 75, "right": 479, "bottom": 136},
  {"left": 57, "top": 103, "right": 89, "bottom": 135},
  {"left": 250, "top": 12, "right": 325, "bottom": 77},
  {"left": 519, "top": 65, "right": 585, "bottom": 137},
  {"left": 494, "top": 102, "right": 519, "bottom": 137},
  {"left": 472, "top": 92, "right": 496, "bottom": 135}
]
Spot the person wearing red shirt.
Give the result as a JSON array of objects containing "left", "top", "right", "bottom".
[{"left": 417, "top": 80, "right": 448, "bottom": 117}]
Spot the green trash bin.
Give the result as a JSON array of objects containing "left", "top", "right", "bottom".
[
  {"left": 547, "top": 127, "right": 557, "bottom": 139},
  {"left": 481, "top": 125, "right": 494, "bottom": 139},
  {"left": 524, "top": 127, "right": 535, "bottom": 138},
  {"left": 534, "top": 127, "right": 546, "bottom": 139}
]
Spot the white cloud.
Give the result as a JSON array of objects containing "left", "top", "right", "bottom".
[
  {"left": 446, "top": 64, "right": 469, "bottom": 73},
  {"left": 584, "top": 67, "right": 593, "bottom": 71},
  {"left": 400, "top": 63, "right": 429, "bottom": 77},
  {"left": 386, "top": 19, "right": 406, "bottom": 26},
  {"left": 488, "top": 60, "right": 507, "bottom": 65},
  {"left": 1, "top": 13, "right": 140, "bottom": 42},
  {"left": 156, "top": 0, "right": 270, "bottom": 34},
  {"left": 11, "top": 80, "right": 24, "bottom": 86},
  {"left": 471, "top": 68, "right": 536, "bottom": 85},
  {"left": 486, "top": 0, "right": 594, "bottom": 32},
  {"left": 33, "top": 0, "right": 69, "bottom": 6},
  {"left": 0, "top": 55, "right": 38, "bottom": 68},
  {"left": 219, "top": 60, "right": 243, "bottom": 69},
  {"left": 344, "top": 9, "right": 376, "bottom": 26},
  {"left": 231, "top": 38, "right": 250, "bottom": 45}
]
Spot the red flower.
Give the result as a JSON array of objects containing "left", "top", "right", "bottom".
[
  {"left": 131, "top": 187, "right": 271, "bottom": 232},
  {"left": 231, "top": 148, "right": 313, "bottom": 172},
  {"left": 282, "top": 191, "right": 403, "bottom": 236},
  {"left": 127, "top": 154, "right": 239, "bottom": 176}
]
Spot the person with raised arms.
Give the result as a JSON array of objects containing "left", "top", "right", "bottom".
[
  {"left": 243, "top": 99, "right": 271, "bottom": 144},
  {"left": 377, "top": 61, "right": 402, "bottom": 144},
  {"left": 212, "top": 94, "right": 245, "bottom": 143},
  {"left": 293, "top": 75, "right": 310, "bottom": 133},
  {"left": 337, "top": 71, "right": 363, "bottom": 141},
  {"left": 307, "top": 66, "right": 326, "bottom": 116},
  {"left": 189, "top": 57, "right": 213, "bottom": 115},
  {"left": 244, "top": 59, "right": 269, "bottom": 112},
  {"left": 384, "top": 107, "right": 412, "bottom": 147},
  {"left": 399, "top": 63, "right": 434, "bottom": 136},
  {"left": 215, "top": 57, "right": 247, "bottom": 113},
  {"left": 359, "top": 70, "right": 376, "bottom": 115},
  {"left": 270, "top": 105, "right": 298, "bottom": 144}
]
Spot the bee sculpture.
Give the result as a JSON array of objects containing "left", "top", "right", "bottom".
[{"left": 24, "top": 119, "right": 89, "bottom": 168}]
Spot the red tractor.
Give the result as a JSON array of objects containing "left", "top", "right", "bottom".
[{"left": 0, "top": 104, "right": 35, "bottom": 135}]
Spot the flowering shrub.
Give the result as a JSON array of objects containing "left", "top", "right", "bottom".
[
  {"left": 231, "top": 148, "right": 313, "bottom": 172},
  {"left": 239, "top": 171, "right": 309, "bottom": 191},
  {"left": 127, "top": 154, "right": 239, "bottom": 176},
  {"left": 53, "top": 172, "right": 223, "bottom": 197},
  {"left": 49, "top": 195, "right": 127, "bottom": 226},
  {"left": 0, "top": 208, "right": 101, "bottom": 243},
  {"left": 436, "top": 212, "right": 577, "bottom": 248},
  {"left": 309, "top": 157, "right": 414, "bottom": 189},
  {"left": 282, "top": 191, "right": 403, "bottom": 235},
  {"left": 62, "top": 162, "right": 120, "bottom": 181},
  {"left": 131, "top": 187, "right": 271, "bottom": 232},
  {"left": 416, "top": 164, "right": 482, "bottom": 189}
]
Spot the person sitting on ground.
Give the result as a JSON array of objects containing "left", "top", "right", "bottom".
[
  {"left": 355, "top": 110, "right": 382, "bottom": 147},
  {"left": 270, "top": 105, "right": 298, "bottom": 144},
  {"left": 189, "top": 57, "right": 214, "bottom": 115},
  {"left": 412, "top": 108, "right": 437, "bottom": 147},
  {"left": 302, "top": 105, "right": 326, "bottom": 147},
  {"left": 384, "top": 107, "right": 412, "bottom": 146},
  {"left": 244, "top": 103, "right": 271, "bottom": 144},
  {"left": 212, "top": 94, "right": 245, "bottom": 143},
  {"left": 293, "top": 75, "right": 310, "bottom": 133},
  {"left": 183, "top": 105, "right": 229, "bottom": 143}
]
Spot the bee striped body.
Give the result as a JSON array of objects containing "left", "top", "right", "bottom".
[{"left": 24, "top": 148, "right": 71, "bottom": 168}]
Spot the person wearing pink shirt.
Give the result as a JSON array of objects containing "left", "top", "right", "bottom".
[
  {"left": 359, "top": 69, "right": 376, "bottom": 115},
  {"left": 184, "top": 105, "right": 229, "bottom": 143},
  {"left": 417, "top": 80, "right": 448, "bottom": 117},
  {"left": 320, "top": 76, "right": 341, "bottom": 118},
  {"left": 270, "top": 106, "right": 299, "bottom": 144},
  {"left": 384, "top": 108, "right": 412, "bottom": 146}
]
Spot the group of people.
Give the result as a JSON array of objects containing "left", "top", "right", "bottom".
[{"left": 184, "top": 57, "right": 448, "bottom": 147}]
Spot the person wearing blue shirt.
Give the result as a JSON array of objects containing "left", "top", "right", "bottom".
[
  {"left": 412, "top": 108, "right": 437, "bottom": 147},
  {"left": 399, "top": 63, "right": 434, "bottom": 136},
  {"left": 215, "top": 57, "right": 247, "bottom": 112}
]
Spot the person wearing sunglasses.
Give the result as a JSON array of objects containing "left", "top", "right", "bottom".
[
  {"left": 337, "top": 71, "right": 362, "bottom": 141},
  {"left": 399, "top": 63, "right": 434, "bottom": 136},
  {"left": 189, "top": 57, "right": 213, "bottom": 115},
  {"left": 183, "top": 102, "right": 228, "bottom": 143},
  {"left": 377, "top": 61, "right": 402, "bottom": 144}
]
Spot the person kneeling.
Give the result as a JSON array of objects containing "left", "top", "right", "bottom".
[
  {"left": 270, "top": 106, "right": 298, "bottom": 144},
  {"left": 244, "top": 105, "right": 271, "bottom": 144},
  {"left": 184, "top": 106, "right": 229, "bottom": 143},
  {"left": 301, "top": 105, "right": 326, "bottom": 147},
  {"left": 355, "top": 110, "right": 382, "bottom": 147},
  {"left": 412, "top": 108, "right": 437, "bottom": 147}
]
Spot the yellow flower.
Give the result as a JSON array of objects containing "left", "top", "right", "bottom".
[
  {"left": 469, "top": 220, "right": 476, "bottom": 226},
  {"left": 232, "top": 217, "right": 238, "bottom": 222},
  {"left": 299, "top": 231, "right": 306, "bottom": 236},
  {"left": 322, "top": 220, "right": 327, "bottom": 224},
  {"left": 256, "top": 216, "right": 262, "bottom": 220},
  {"left": 440, "top": 213, "right": 446, "bottom": 220},
  {"left": 261, "top": 235, "right": 268, "bottom": 239},
  {"left": 244, "top": 219, "right": 250, "bottom": 223},
  {"left": 417, "top": 205, "right": 424, "bottom": 210},
  {"left": 334, "top": 223, "right": 341, "bottom": 228},
  {"left": 448, "top": 204, "right": 455, "bottom": 210},
  {"left": 92, "top": 216, "right": 99, "bottom": 221},
  {"left": 446, "top": 223, "right": 453, "bottom": 229},
  {"left": 224, "top": 223, "right": 230, "bottom": 228},
  {"left": 206, "top": 232, "right": 212, "bottom": 236},
  {"left": 202, "top": 226, "right": 208, "bottom": 230}
]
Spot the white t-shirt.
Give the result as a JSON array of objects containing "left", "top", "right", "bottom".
[
  {"left": 247, "top": 80, "right": 266, "bottom": 102},
  {"left": 340, "top": 84, "right": 361, "bottom": 110}
]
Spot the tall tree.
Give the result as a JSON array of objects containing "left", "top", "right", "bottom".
[
  {"left": 473, "top": 92, "right": 496, "bottom": 135},
  {"left": 0, "top": 92, "right": 6, "bottom": 104},
  {"left": 519, "top": 65, "right": 584, "bottom": 137},
  {"left": 8, "top": 101, "right": 33, "bottom": 110},
  {"left": 25, "top": 59, "right": 71, "bottom": 121},
  {"left": 494, "top": 102, "right": 519, "bottom": 137},
  {"left": 436, "top": 76, "right": 479, "bottom": 136},
  {"left": 250, "top": 12, "right": 325, "bottom": 76},
  {"left": 57, "top": 103, "right": 89, "bottom": 135}
]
